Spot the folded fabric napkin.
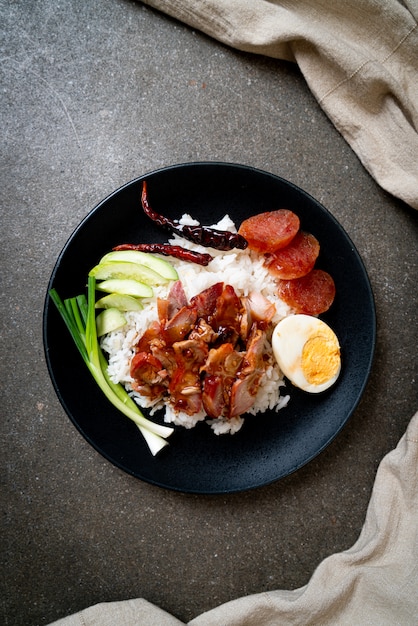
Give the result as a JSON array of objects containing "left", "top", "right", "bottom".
[
  {"left": 49, "top": 410, "right": 418, "bottom": 625},
  {"left": 141, "top": 0, "right": 418, "bottom": 211}
]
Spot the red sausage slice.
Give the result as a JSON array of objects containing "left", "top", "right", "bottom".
[
  {"left": 277, "top": 269, "right": 336, "bottom": 315},
  {"left": 265, "top": 231, "right": 320, "bottom": 279},
  {"left": 238, "top": 209, "right": 300, "bottom": 253}
]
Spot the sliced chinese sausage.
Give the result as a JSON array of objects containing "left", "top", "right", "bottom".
[
  {"left": 238, "top": 209, "right": 300, "bottom": 253},
  {"left": 277, "top": 269, "right": 336, "bottom": 316},
  {"left": 264, "top": 231, "right": 320, "bottom": 279}
]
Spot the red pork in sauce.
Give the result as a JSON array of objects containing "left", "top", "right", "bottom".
[{"left": 130, "top": 281, "right": 276, "bottom": 420}]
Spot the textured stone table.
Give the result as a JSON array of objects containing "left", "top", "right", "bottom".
[{"left": 1, "top": 1, "right": 417, "bottom": 624}]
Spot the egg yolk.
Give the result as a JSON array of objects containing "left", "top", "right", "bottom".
[{"left": 301, "top": 330, "right": 340, "bottom": 385}]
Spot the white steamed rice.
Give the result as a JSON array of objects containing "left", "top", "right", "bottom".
[{"left": 100, "top": 215, "right": 292, "bottom": 435}]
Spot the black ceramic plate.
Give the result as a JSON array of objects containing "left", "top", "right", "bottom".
[{"left": 43, "top": 162, "right": 376, "bottom": 494}]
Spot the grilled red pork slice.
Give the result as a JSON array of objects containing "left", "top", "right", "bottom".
[
  {"left": 163, "top": 305, "right": 197, "bottom": 345},
  {"left": 190, "top": 282, "right": 224, "bottom": 319},
  {"left": 167, "top": 280, "right": 188, "bottom": 318},
  {"left": 212, "top": 284, "right": 244, "bottom": 346},
  {"left": 189, "top": 318, "right": 218, "bottom": 344},
  {"left": 240, "top": 291, "right": 276, "bottom": 338},
  {"left": 149, "top": 337, "right": 177, "bottom": 378},
  {"left": 230, "top": 325, "right": 267, "bottom": 417},
  {"left": 158, "top": 280, "right": 189, "bottom": 325},
  {"left": 134, "top": 320, "right": 161, "bottom": 353},
  {"left": 169, "top": 339, "right": 209, "bottom": 415},
  {"left": 130, "top": 352, "right": 167, "bottom": 400},
  {"left": 201, "top": 343, "right": 243, "bottom": 418}
]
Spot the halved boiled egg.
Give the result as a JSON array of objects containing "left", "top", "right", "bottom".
[{"left": 272, "top": 314, "right": 341, "bottom": 393}]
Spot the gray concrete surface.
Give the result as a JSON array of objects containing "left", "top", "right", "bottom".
[{"left": 1, "top": 1, "right": 417, "bottom": 624}]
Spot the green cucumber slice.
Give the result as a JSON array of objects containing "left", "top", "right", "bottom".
[
  {"left": 89, "top": 261, "right": 168, "bottom": 285},
  {"left": 99, "top": 250, "right": 178, "bottom": 281},
  {"left": 96, "top": 278, "right": 153, "bottom": 298},
  {"left": 96, "top": 308, "right": 127, "bottom": 337},
  {"left": 95, "top": 293, "right": 144, "bottom": 312}
]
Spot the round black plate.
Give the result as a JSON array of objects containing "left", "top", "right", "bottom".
[{"left": 43, "top": 162, "right": 376, "bottom": 494}]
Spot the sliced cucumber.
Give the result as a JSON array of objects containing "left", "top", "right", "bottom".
[
  {"left": 95, "top": 293, "right": 144, "bottom": 312},
  {"left": 96, "top": 308, "right": 127, "bottom": 337},
  {"left": 89, "top": 260, "right": 168, "bottom": 285},
  {"left": 99, "top": 250, "right": 178, "bottom": 281},
  {"left": 96, "top": 278, "right": 153, "bottom": 298}
]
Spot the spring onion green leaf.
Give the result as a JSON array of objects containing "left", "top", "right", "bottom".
[{"left": 49, "top": 278, "right": 174, "bottom": 456}]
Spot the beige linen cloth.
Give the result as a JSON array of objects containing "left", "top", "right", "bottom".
[
  {"left": 49, "top": 411, "right": 418, "bottom": 625},
  {"left": 141, "top": 0, "right": 418, "bottom": 210}
]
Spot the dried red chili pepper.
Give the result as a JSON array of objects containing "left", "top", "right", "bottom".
[
  {"left": 113, "top": 243, "right": 213, "bottom": 266},
  {"left": 141, "top": 181, "right": 248, "bottom": 251}
]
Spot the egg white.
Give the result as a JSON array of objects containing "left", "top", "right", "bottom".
[{"left": 272, "top": 314, "right": 341, "bottom": 393}]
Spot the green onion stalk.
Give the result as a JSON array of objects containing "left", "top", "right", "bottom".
[{"left": 49, "top": 276, "right": 173, "bottom": 455}]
